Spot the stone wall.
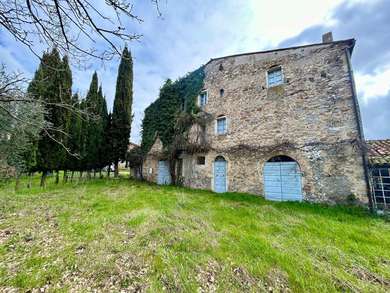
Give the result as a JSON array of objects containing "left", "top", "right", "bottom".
[
  {"left": 142, "top": 136, "right": 164, "bottom": 183},
  {"left": 182, "top": 40, "right": 368, "bottom": 203}
]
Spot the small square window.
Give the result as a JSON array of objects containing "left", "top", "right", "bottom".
[
  {"left": 199, "top": 91, "right": 208, "bottom": 108},
  {"left": 267, "top": 67, "right": 283, "bottom": 87},
  {"left": 197, "top": 156, "right": 205, "bottom": 165},
  {"left": 216, "top": 117, "right": 227, "bottom": 135}
]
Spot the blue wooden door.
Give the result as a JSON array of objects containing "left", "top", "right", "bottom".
[
  {"left": 263, "top": 161, "right": 302, "bottom": 201},
  {"left": 214, "top": 158, "right": 227, "bottom": 193},
  {"left": 157, "top": 160, "right": 171, "bottom": 185}
]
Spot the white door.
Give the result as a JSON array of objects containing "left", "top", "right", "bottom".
[
  {"left": 157, "top": 160, "right": 171, "bottom": 185},
  {"left": 263, "top": 161, "right": 302, "bottom": 201}
]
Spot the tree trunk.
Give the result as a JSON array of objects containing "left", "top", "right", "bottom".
[
  {"left": 40, "top": 171, "right": 47, "bottom": 187},
  {"left": 99, "top": 169, "right": 103, "bottom": 179},
  {"left": 87, "top": 170, "right": 91, "bottom": 180},
  {"left": 63, "top": 170, "right": 68, "bottom": 183},
  {"left": 94, "top": 170, "right": 96, "bottom": 178},
  {"left": 55, "top": 170, "right": 59, "bottom": 184},
  {"left": 114, "top": 161, "right": 119, "bottom": 178},
  {"left": 71, "top": 171, "right": 74, "bottom": 182},
  {"left": 107, "top": 164, "right": 111, "bottom": 178},
  {"left": 80, "top": 171, "right": 83, "bottom": 180},
  {"left": 27, "top": 172, "right": 32, "bottom": 188},
  {"left": 15, "top": 171, "right": 20, "bottom": 191}
]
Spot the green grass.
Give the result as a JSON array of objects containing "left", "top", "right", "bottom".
[{"left": 0, "top": 176, "right": 389, "bottom": 292}]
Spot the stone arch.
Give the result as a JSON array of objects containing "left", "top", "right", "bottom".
[{"left": 215, "top": 155, "right": 227, "bottom": 161}]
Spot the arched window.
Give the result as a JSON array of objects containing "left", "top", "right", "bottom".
[
  {"left": 215, "top": 155, "right": 226, "bottom": 162},
  {"left": 267, "top": 155, "right": 295, "bottom": 162},
  {"left": 220, "top": 88, "right": 224, "bottom": 97}
]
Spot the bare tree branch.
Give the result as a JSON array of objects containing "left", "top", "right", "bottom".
[
  {"left": 0, "top": 64, "right": 88, "bottom": 158},
  {"left": 0, "top": 0, "right": 160, "bottom": 62}
]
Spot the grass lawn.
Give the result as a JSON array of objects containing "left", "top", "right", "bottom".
[{"left": 0, "top": 176, "right": 389, "bottom": 292}]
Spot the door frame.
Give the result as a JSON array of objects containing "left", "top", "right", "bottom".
[{"left": 212, "top": 155, "right": 228, "bottom": 192}]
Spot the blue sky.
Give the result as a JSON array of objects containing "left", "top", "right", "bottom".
[{"left": 1, "top": 0, "right": 389, "bottom": 143}]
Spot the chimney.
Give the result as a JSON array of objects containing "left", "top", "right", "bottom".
[{"left": 322, "top": 32, "right": 333, "bottom": 43}]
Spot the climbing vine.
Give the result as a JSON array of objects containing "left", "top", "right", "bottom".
[{"left": 140, "top": 66, "right": 205, "bottom": 154}]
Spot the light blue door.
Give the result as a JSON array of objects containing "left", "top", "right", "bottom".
[
  {"left": 263, "top": 161, "right": 302, "bottom": 201},
  {"left": 214, "top": 157, "right": 227, "bottom": 193},
  {"left": 157, "top": 160, "right": 171, "bottom": 185}
]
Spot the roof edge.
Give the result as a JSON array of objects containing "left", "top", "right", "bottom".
[{"left": 206, "top": 38, "right": 356, "bottom": 65}]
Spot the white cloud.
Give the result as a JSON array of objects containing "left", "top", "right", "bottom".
[
  {"left": 246, "top": 0, "right": 344, "bottom": 47},
  {"left": 355, "top": 67, "right": 390, "bottom": 103}
]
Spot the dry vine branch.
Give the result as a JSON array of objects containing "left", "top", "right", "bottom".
[{"left": 0, "top": 0, "right": 161, "bottom": 62}]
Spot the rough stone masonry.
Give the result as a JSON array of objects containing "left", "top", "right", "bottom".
[{"left": 144, "top": 34, "right": 369, "bottom": 204}]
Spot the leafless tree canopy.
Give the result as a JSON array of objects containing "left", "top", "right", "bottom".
[{"left": 0, "top": 0, "right": 160, "bottom": 62}]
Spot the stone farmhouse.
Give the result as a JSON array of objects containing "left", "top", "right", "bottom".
[{"left": 142, "top": 33, "right": 370, "bottom": 204}]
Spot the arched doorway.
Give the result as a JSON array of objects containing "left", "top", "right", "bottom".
[
  {"left": 263, "top": 155, "right": 302, "bottom": 201},
  {"left": 214, "top": 156, "right": 227, "bottom": 193}
]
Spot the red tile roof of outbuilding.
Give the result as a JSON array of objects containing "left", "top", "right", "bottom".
[{"left": 366, "top": 140, "right": 390, "bottom": 165}]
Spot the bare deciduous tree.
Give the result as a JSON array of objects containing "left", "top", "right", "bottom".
[
  {"left": 0, "top": 65, "right": 46, "bottom": 185},
  {"left": 0, "top": 0, "right": 160, "bottom": 62}
]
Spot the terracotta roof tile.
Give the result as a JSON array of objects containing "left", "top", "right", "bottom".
[{"left": 366, "top": 139, "right": 390, "bottom": 165}]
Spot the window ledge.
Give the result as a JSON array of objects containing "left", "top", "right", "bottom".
[
  {"left": 216, "top": 133, "right": 228, "bottom": 137},
  {"left": 267, "top": 83, "right": 284, "bottom": 90}
]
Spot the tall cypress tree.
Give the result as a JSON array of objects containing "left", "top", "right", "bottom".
[
  {"left": 84, "top": 73, "right": 109, "bottom": 177},
  {"left": 64, "top": 93, "right": 82, "bottom": 181},
  {"left": 27, "top": 49, "right": 72, "bottom": 186},
  {"left": 99, "top": 91, "right": 110, "bottom": 174},
  {"left": 78, "top": 98, "right": 89, "bottom": 176},
  {"left": 104, "top": 112, "right": 114, "bottom": 177},
  {"left": 85, "top": 72, "right": 100, "bottom": 174},
  {"left": 58, "top": 55, "right": 73, "bottom": 182},
  {"left": 112, "top": 46, "right": 133, "bottom": 177}
]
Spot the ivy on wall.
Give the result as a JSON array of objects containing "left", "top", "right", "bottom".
[{"left": 141, "top": 66, "right": 205, "bottom": 153}]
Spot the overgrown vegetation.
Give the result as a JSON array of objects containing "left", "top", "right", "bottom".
[
  {"left": 0, "top": 177, "right": 389, "bottom": 291},
  {"left": 140, "top": 66, "right": 205, "bottom": 154}
]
